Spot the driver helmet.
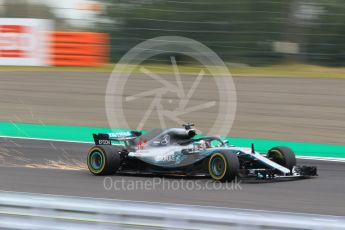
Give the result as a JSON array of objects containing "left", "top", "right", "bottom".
[{"left": 194, "top": 140, "right": 206, "bottom": 150}]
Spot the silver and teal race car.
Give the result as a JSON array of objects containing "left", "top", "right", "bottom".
[{"left": 87, "top": 124, "right": 317, "bottom": 182}]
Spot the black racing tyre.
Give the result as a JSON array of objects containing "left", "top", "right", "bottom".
[
  {"left": 208, "top": 150, "right": 239, "bottom": 182},
  {"left": 87, "top": 145, "right": 122, "bottom": 175},
  {"left": 267, "top": 146, "right": 296, "bottom": 170}
]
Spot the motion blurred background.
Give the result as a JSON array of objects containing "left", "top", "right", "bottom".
[
  {"left": 0, "top": 0, "right": 344, "bottom": 67},
  {"left": 0, "top": 2, "right": 344, "bottom": 229}
]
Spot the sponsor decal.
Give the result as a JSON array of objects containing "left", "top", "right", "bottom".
[
  {"left": 0, "top": 18, "right": 52, "bottom": 66},
  {"left": 98, "top": 139, "right": 111, "bottom": 145},
  {"left": 157, "top": 153, "right": 175, "bottom": 162},
  {"left": 0, "top": 25, "right": 29, "bottom": 58},
  {"left": 109, "top": 132, "right": 132, "bottom": 138}
]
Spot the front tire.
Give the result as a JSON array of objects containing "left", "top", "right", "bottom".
[
  {"left": 87, "top": 145, "right": 121, "bottom": 175},
  {"left": 208, "top": 151, "right": 239, "bottom": 182},
  {"left": 267, "top": 146, "right": 296, "bottom": 170}
]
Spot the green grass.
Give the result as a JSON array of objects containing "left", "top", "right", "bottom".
[{"left": 0, "top": 63, "right": 344, "bottom": 79}]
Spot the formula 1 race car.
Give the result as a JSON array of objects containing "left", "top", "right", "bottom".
[{"left": 86, "top": 124, "right": 317, "bottom": 182}]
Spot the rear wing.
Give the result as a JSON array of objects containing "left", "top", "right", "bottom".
[{"left": 92, "top": 131, "right": 141, "bottom": 145}]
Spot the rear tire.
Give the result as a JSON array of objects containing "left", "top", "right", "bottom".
[
  {"left": 267, "top": 146, "right": 296, "bottom": 170},
  {"left": 208, "top": 151, "right": 239, "bottom": 182},
  {"left": 87, "top": 145, "right": 122, "bottom": 175}
]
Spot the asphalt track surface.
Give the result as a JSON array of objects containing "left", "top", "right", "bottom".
[
  {"left": 0, "top": 137, "right": 344, "bottom": 216},
  {"left": 0, "top": 71, "right": 344, "bottom": 216},
  {"left": 0, "top": 71, "right": 344, "bottom": 144}
]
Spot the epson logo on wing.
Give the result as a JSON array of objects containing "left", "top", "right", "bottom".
[{"left": 99, "top": 140, "right": 111, "bottom": 145}]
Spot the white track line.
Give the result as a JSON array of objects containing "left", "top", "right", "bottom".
[
  {"left": 0, "top": 135, "right": 344, "bottom": 163},
  {"left": 0, "top": 135, "right": 93, "bottom": 144},
  {"left": 297, "top": 156, "right": 345, "bottom": 163}
]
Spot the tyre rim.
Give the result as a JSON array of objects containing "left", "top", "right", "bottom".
[
  {"left": 211, "top": 157, "right": 225, "bottom": 177},
  {"left": 269, "top": 150, "right": 285, "bottom": 165},
  {"left": 90, "top": 151, "right": 103, "bottom": 170}
]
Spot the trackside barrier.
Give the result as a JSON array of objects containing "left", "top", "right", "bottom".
[
  {"left": 0, "top": 191, "right": 344, "bottom": 230},
  {"left": 48, "top": 32, "right": 108, "bottom": 66}
]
